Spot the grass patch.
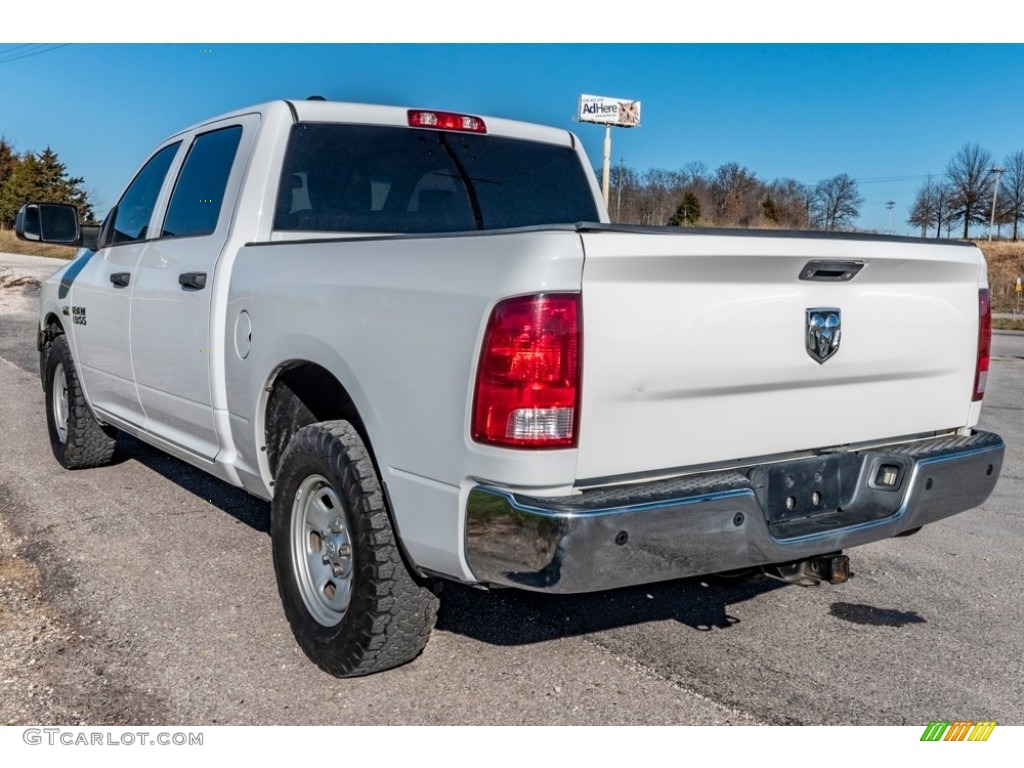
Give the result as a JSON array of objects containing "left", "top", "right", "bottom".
[
  {"left": 0, "top": 228, "right": 77, "bottom": 260},
  {"left": 993, "top": 317, "right": 1024, "bottom": 332},
  {"left": 978, "top": 241, "right": 1024, "bottom": 313}
]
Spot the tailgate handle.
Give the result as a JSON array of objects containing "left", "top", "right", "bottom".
[
  {"left": 178, "top": 272, "right": 207, "bottom": 290},
  {"left": 109, "top": 272, "right": 130, "bottom": 288},
  {"left": 799, "top": 260, "right": 864, "bottom": 282}
]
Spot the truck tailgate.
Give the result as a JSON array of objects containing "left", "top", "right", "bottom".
[{"left": 576, "top": 229, "right": 985, "bottom": 482}]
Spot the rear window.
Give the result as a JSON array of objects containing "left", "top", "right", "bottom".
[{"left": 274, "top": 123, "right": 599, "bottom": 234}]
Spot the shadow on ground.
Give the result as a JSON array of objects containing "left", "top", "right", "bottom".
[
  {"left": 829, "top": 602, "right": 926, "bottom": 627},
  {"left": 114, "top": 433, "right": 796, "bottom": 645},
  {"left": 102, "top": 436, "right": 800, "bottom": 645},
  {"left": 120, "top": 435, "right": 270, "bottom": 533},
  {"left": 436, "top": 572, "right": 787, "bottom": 645}
]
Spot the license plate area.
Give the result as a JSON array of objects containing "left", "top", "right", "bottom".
[
  {"left": 765, "top": 454, "right": 862, "bottom": 524},
  {"left": 760, "top": 452, "right": 912, "bottom": 538}
]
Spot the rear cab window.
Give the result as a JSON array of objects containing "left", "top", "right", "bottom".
[{"left": 273, "top": 123, "right": 599, "bottom": 235}]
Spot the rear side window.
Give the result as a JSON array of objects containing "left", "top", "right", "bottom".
[
  {"left": 274, "top": 123, "right": 598, "bottom": 234},
  {"left": 110, "top": 142, "right": 180, "bottom": 245},
  {"left": 162, "top": 126, "right": 243, "bottom": 238}
]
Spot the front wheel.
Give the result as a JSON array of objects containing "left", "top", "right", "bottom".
[
  {"left": 271, "top": 420, "right": 438, "bottom": 677},
  {"left": 43, "top": 334, "right": 117, "bottom": 469}
]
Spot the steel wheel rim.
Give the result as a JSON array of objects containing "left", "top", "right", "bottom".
[
  {"left": 52, "top": 362, "right": 69, "bottom": 444},
  {"left": 291, "top": 474, "right": 353, "bottom": 627}
]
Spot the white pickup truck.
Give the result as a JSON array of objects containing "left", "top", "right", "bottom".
[{"left": 17, "top": 99, "right": 1004, "bottom": 677}]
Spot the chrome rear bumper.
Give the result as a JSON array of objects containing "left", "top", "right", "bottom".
[{"left": 464, "top": 431, "right": 1004, "bottom": 593}]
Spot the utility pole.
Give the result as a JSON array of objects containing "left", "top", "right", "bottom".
[
  {"left": 616, "top": 157, "right": 624, "bottom": 221},
  {"left": 601, "top": 125, "right": 612, "bottom": 207},
  {"left": 886, "top": 200, "right": 895, "bottom": 234},
  {"left": 989, "top": 166, "right": 1004, "bottom": 242}
]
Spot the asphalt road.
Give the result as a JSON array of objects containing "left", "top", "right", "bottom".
[{"left": 1, "top": 253, "right": 1022, "bottom": 726}]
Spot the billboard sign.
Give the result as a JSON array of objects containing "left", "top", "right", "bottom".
[{"left": 578, "top": 94, "right": 641, "bottom": 128}]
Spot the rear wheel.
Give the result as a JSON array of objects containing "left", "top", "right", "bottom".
[
  {"left": 271, "top": 420, "right": 438, "bottom": 677},
  {"left": 43, "top": 334, "right": 117, "bottom": 469}
]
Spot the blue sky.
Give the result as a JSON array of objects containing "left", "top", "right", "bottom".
[{"left": 3, "top": 32, "right": 1024, "bottom": 235}]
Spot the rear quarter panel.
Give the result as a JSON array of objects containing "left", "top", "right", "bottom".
[{"left": 224, "top": 229, "right": 585, "bottom": 578}]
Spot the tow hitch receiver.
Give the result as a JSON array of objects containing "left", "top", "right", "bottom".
[{"left": 766, "top": 554, "right": 850, "bottom": 587}]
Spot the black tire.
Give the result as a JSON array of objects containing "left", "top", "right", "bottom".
[
  {"left": 271, "top": 420, "right": 439, "bottom": 677},
  {"left": 43, "top": 334, "right": 117, "bottom": 469}
]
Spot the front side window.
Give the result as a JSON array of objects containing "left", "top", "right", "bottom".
[
  {"left": 110, "top": 142, "right": 181, "bottom": 245},
  {"left": 162, "top": 126, "right": 243, "bottom": 238},
  {"left": 274, "top": 123, "right": 599, "bottom": 234}
]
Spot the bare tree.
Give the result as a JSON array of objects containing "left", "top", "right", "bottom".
[
  {"left": 636, "top": 168, "right": 677, "bottom": 226},
  {"left": 594, "top": 159, "right": 856, "bottom": 233},
  {"left": 908, "top": 177, "right": 937, "bottom": 236},
  {"left": 945, "top": 143, "right": 994, "bottom": 239},
  {"left": 677, "top": 161, "right": 709, "bottom": 188},
  {"left": 933, "top": 183, "right": 958, "bottom": 239},
  {"left": 812, "top": 174, "right": 863, "bottom": 231},
  {"left": 711, "top": 163, "right": 759, "bottom": 226},
  {"left": 608, "top": 164, "right": 641, "bottom": 224},
  {"left": 908, "top": 176, "right": 952, "bottom": 237},
  {"left": 768, "top": 178, "right": 813, "bottom": 228},
  {"left": 1001, "top": 149, "right": 1024, "bottom": 241}
]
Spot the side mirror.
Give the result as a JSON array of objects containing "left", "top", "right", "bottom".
[
  {"left": 15, "top": 203, "right": 80, "bottom": 245},
  {"left": 80, "top": 223, "right": 101, "bottom": 251},
  {"left": 14, "top": 205, "right": 39, "bottom": 240}
]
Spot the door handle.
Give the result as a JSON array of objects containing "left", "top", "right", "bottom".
[
  {"left": 110, "top": 272, "right": 131, "bottom": 288},
  {"left": 178, "top": 272, "right": 207, "bottom": 290}
]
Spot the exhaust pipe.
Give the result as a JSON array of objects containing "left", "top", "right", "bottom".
[{"left": 765, "top": 553, "right": 850, "bottom": 586}]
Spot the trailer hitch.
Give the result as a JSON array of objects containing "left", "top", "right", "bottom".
[{"left": 765, "top": 553, "right": 850, "bottom": 587}]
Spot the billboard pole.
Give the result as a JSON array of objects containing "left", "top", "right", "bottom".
[
  {"left": 602, "top": 125, "right": 612, "bottom": 207},
  {"left": 578, "top": 94, "right": 641, "bottom": 214}
]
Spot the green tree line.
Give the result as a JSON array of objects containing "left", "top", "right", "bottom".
[{"left": 0, "top": 137, "right": 94, "bottom": 229}]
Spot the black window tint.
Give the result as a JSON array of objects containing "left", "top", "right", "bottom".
[
  {"left": 162, "top": 126, "right": 243, "bottom": 238},
  {"left": 274, "top": 124, "right": 599, "bottom": 234},
  {"left": 111, "top": 142, "right": 180, "bottom": 245}
]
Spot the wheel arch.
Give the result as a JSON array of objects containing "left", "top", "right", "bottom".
[
  {"left": 38, "top": 312, "right": 66, "bottom": 388},
  {"left": 262, "top": 360, "right": 368, "bottom": 479},
  {"left": 41, "top": 311, "right": 65, "bottom": 335},
  {"left": 260, "top": 359, "right": 426, "bottom": 578}
]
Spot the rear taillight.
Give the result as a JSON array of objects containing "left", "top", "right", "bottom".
[
  {"left": 973, "top": 288, "right": 991, "bottom": 401},
  {"left": 408, "top": 109, "right": 487, "bottom": 134},
  {"left": 472, "top": 294, "right": 581, "bottom": 448}
]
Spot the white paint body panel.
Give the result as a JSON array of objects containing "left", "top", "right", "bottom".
[
  {"left": 575, "top": 231, "right": 987, "bottom": 481},
  {"left": 130, "top": 114, "right": 260, "bottom": 461},
  {"left": 226, "top": 230, "right": 585, "bottom": 578},
  {"left": 66, "top": 244, "right": 145, "bottom": 424}
]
